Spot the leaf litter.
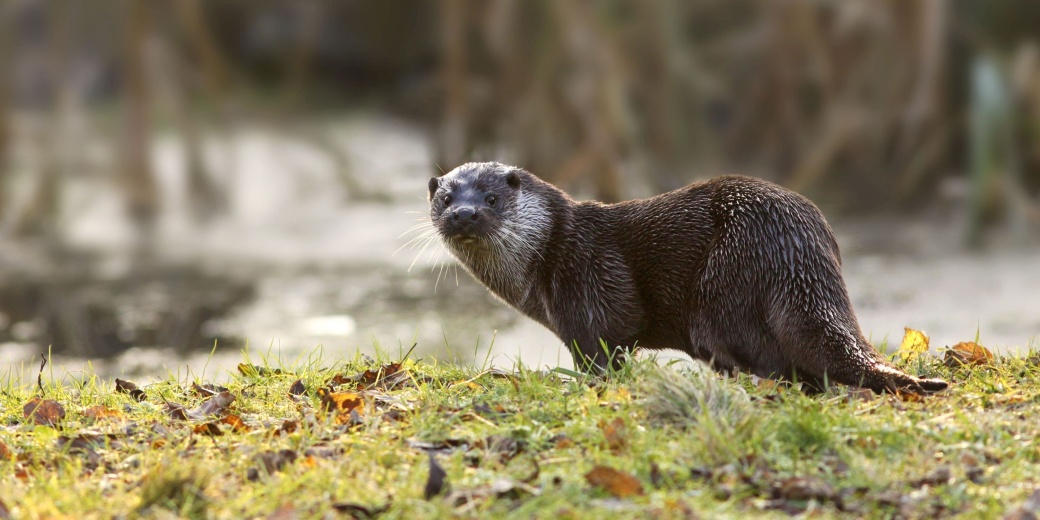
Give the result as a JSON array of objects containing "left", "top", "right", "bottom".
[{"left": 3, "top": 344, "right": 1040, "bottom": 518}]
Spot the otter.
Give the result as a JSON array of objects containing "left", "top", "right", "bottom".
[{"left": 427, "top": 161, "right": 948, "bottom": 394}]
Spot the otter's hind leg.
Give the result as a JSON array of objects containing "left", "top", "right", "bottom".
[{"left": 778, "top": 323, "right": 948, "bottom": 394}]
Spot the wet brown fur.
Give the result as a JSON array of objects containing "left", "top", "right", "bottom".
[{"left": 429, "top": 162, "right": 948, "bottom": 395}]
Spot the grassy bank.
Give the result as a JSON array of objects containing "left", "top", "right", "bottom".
[{"left": 1, "top": 348, "right": 1039, "bottom": 519}]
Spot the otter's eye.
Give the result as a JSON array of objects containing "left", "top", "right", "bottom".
[
  {"left": 486, "top": 195, "right": 497, "bottom": 206},
  {"left": 443, "top": 195, "right": 452, "bottom": 206}
]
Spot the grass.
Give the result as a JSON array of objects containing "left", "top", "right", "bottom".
[{"left": 1, "top": 348, "right": 1039, "bottom": 519}]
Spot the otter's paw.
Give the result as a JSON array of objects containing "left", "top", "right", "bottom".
[
  {"left": 884, "top": 375, "right": 948, "bottom": 396},
  {"left": 869, "top": 364, "right": 948, "bottom": 395}
]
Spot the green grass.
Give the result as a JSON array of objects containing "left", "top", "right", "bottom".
[{"left": 1, "top": 349, "right": 1039, "bottom": 519}]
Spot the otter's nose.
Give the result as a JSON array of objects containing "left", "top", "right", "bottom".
[{"left": 453, "top": 207, "right": 479, "bottom": 224}]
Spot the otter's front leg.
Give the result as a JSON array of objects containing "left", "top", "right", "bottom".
[
  {"left": 548, "top": 297, "right": 640, "bottom": 374},
  {"left": 558, "top": 328, "right": 628, "bottom": 373}
]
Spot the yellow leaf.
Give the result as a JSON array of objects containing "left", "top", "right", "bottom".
[
  {"left": 585, "top": 465, "right": 644, "bottom": 497},
  {"left": 451, "top": 380, "right": 481, "bottom": 390},
  {"left": 898, "top": 327, "right": 930, "bottom": 362}
]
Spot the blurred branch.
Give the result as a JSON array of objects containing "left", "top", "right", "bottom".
[
  {"left": 118, "top": 0, "right": 160, "bottom": 244},
  {"left": 171, "top": 0, "right": 229, "bottom": 96},
  {"left": 0, "top": 4, "right": 10, "bottom": 217},
  {"left": 9, "top": 0, "right": 74, "bottom": 238},
  {"left": 279, "top": 0, "right": 321, "bottom": 111},
  {"left": 437, "top": 0, "right": 469, "bottom": 170}
]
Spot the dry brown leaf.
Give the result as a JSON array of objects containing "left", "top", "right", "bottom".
[
  {"left": 776, "top": 476, "right": 835, "bottom": 501},
  {"left": 23, "top": 398, "right": 65, "bottom": 427},
  {"left": 193, "top": 391, "right": 236, "bottom": 418},
  {"left": 898, "top": 328, "right": 930, "bottom": 363},
  {"left": 424, "top": 454, "right": 448, "bottom": 500},
  {"left": 165, "top": 402, "right": 190, "bottom": 420},
  {"left": 330, "top": 362, "right": 408, "bottom": 390},
  {"left": 943, "top": 341, "right": 994, "bottom": 367},
  {"left": 895, "top": 389, "right": 924, "bottom": 403},
  {"left": 0, "top": 441, "right": 13, "bottom": 461},
  {"left": 191, "top": 382, "right": 229, "bottom": 397},
  {"left": 331, "top": 502, "right": 391, "bottom": 518},
  {"left": 600, "top": 417, "right": 628, "bottom": 453},
  {"left": 115, "top": 378, "right": 146, "bottom": 402},
  {"left": 288, "top": 379, "right": 307, "bottom": 399},
  {"left": 911, "top": 465, "right": 952, "bottom": 488},
  {"left": 83, "top": 405, "right": 124, "bottom": 421},
  {"left": 584, "top": 465, "right": 644, "bottom": 498},
  {"left": 846, "top": 388, "right": 876, "bottom": 402},
  {"left": 194, "top": 414, "right": 250, "bottom": 435},
  {"left": 554, "top": 435, "right": 574, "bottom": 449}
]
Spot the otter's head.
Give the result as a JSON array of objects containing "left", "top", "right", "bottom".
[{"left": 428, "top": 162, "right": 551, "bottom": 292}]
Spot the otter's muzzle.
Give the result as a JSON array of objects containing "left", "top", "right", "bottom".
[{"left": 451, "top": 207, "right": 480, "bottom": 225}]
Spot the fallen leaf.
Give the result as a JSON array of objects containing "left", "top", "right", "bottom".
[
  {"left": 288, "top": 379, "right": 307, "bottom": 399},
  {"left": 943, "top": 342, "right": 994, "bottom": 367},
  {"left": 330, "top": 502, "right": 391, "bottom": 519},
  {"left": 846, "top": 388, "right": 876, "bottom": 402},
  {"left": 165, "top": 401, "right": 190, "bottom": 420},
  {"left": 895, "top": 389, "right": 924, "bottom": 403},
  {"left": 649, "top": 462, "right": 663, "bottom": 488},
  {"left": 585, "top": 465, "right": 644, "bottom": 498},
  {"left": 193, "top": 391, "right": 236, "bottom": 418},
  {"left": 248, "top": 449, "right": 299, "bottom": 481},
  {"left": 191, "top": 382, "right": 229, "bottom": 397},
  {"left": 265, "top": 504, "right": 298, "bottom": 520},
  {"left": 424, "top": 454, "right": 448, "bottom": 499},
  {"left": 911, "top": 465, "right": 952, "bottom": 488},
  {"left": 194, "top": 414, "right": 250, "bottom": 435},
  {"left": 23, "top": 397, "right": 65, "bottom": 427},
  {"left": 115, "top": 378, "right": 147, "bottom": 401},
  {"left": 898, "top": 328, "right": 930, "bottom": 363},
  {"left": 318, "top": 388, "right": 364, "bottom": 415},
  {"left": 0, "top": 441, "right": 14, "bottom": 461},
  {"left": 600, "top": 418, "right": 628, "bottom": 453},
  {"left": 273, "top": 419, "right": 300, "bottom": 436},
  {"left": 553, "top": 435, "right": 574, "bottom": 449},
  {"left": 757, "top": 378, "right": 780, "bottom": 391},
  {"left": 304, "top": 445, "right": 343, "bottom": 459},
  {"left": 330, "top": 363, "right": 409, "bottom": 390},
  {"left": 776, "top": 476, "right": 836, "bottom": 501},
  {"left": 83, "top": 405, "right": 124, "bottom": 421},
  {"left": 56, "top": 433, "right": 116, "bottom": 470},
  {"left": 475, "top": 435, "right": 523, "bottom": 460}
]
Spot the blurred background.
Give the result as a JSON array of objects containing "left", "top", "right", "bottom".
[{"left": 1, "top": 0, "right": 1039, "bottom": 382}]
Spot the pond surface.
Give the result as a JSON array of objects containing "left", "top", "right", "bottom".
[{"left": 1, "top": 115, "right": 1038, "bottom": 383}]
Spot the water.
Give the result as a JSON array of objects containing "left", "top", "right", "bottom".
[{"left": 1, "top": 113, "right": 1038, "bottom": 384}]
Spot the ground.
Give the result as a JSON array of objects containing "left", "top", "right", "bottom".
[{"left": 1, "top": 345, "right": 1039, "bottom": 519}]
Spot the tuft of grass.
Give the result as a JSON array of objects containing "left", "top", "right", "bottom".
[{"left": 1, "top": 348, "right": 1040, "bottom": 518}]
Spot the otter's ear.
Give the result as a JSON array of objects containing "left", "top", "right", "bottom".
[
  {"left": 428, "top": 177, "right": 439, "bottom": 200},
  {"left": 505, "top": 170, "right": 521, "bottom": 189}
]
